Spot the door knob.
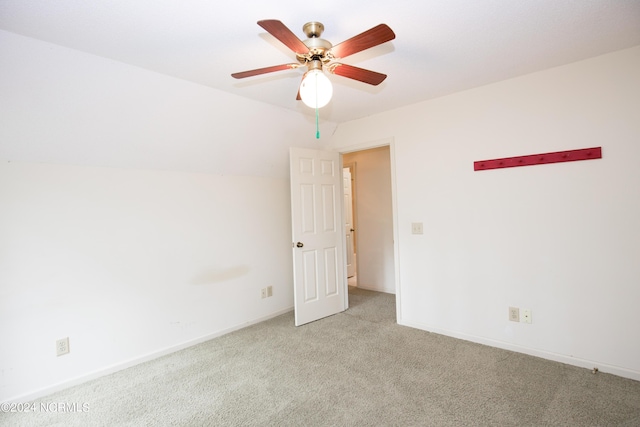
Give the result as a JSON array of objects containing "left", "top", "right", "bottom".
[{"left": 296, "top": 242, "right": 304, "bottom": 248}]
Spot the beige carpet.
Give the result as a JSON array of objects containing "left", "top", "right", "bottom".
[{"left": 3, "top": 287, "right": 640, "bottom": 426}]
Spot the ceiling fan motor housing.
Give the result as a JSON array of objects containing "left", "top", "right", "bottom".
[
  {"left": 298, "top": 22, "right": 333, "bottom": 64},
  {"left": 303, "top": 22, "right": 324, "bottom": 38}
]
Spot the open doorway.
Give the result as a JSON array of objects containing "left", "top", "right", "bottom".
[
  {"left": 343, "top": 163, "right": 357, "bottom": 287},
  {"left": 342, "top": 146, "right": 396, "bottom": 294},
  {"left": 289, "top": 145, "right": 397, "bottom": 325}
]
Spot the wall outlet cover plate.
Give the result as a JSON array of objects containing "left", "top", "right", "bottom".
[{"left": 509, "top": 307, "right": 520, "bottom": 322}]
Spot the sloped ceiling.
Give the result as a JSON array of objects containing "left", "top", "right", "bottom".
[{"left": 1, "top": 0, "right": 640, "bottom": 124}]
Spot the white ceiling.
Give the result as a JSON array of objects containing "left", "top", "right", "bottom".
[{"left": 1, "top": 0, "right": 640, "bottom": 124}]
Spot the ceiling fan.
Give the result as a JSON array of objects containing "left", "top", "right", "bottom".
[{"left": 231, "top": 20, "right": 396, "bottom": 109}]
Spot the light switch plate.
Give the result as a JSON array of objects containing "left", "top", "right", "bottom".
[{"left": 411, "top": 222, "right": 423, "bottom": 234}]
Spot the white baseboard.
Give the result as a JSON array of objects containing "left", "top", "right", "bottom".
[
  {"left": 6, "top": 306, "right": 294, "bottom": 403},
  {"left": 354, "top": 284, "right": 395, "bottom": 294},
  {"left": 399, "top": 319, "right": 640, "bottom": 382}
]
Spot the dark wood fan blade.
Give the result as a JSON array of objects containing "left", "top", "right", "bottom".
[
  {"left": 330, "top": 63, "right": 387, "bottom": 85},
  {"left": 231, "top": 63, "right": 300, "bottom": 79},
  {"left": 258, "top": 20, "right": 309, "bottom": 55},
  {"left": 330, "top": 24, "right": 395, "bottom": 59}
]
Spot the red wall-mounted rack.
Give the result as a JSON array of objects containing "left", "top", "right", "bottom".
[{"left": 474, "top": 147, "right": 602, "bottom": 171}]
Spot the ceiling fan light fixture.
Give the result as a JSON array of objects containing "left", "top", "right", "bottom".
[
  {"left": 300, "top": 69, "right": 333, "bottom": 109},
  {"left": 232, "top": 20, "right": 396, "bottom": 112}
]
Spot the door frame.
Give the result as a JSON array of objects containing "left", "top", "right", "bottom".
[
  {"left": 338, "top": 137, "right": 402, "bottom": 322},
  {"left": 342, "top": 162, "right": 357, "bottom": 281}
]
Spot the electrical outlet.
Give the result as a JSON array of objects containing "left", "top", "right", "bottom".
[
  {"left": 509, "top": 307, "right": 520, "bottom": 322},
  {"left": 261, "top": 286, "right": 273, "bottom": 299},
  {"left": 261, "top": 286, "right": 274, "bottom": 299},
  {"left": 56, "top": 337, "right": 70, "bottom": 356},
  {"left": 411, "top": 222, "right": 423, "bottom": 234},
  {"left": 521, "top": 309, "right": 532, "bottom": 324}
]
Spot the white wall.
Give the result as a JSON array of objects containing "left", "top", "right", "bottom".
[
  {"left": 0, "top": 31, "right": 337, "bottom": 402},
  {"left": 0, "top": 30, "right": 337, "bottom": 179},
  {"left": 330, "top": 46, "right": 640, "bottom": 380},
  {"left": 343, "top": 147, "right": 395, "bottom": 293},
  {"left": 0, "top": 162, "right": 293, "bottom": 401}
]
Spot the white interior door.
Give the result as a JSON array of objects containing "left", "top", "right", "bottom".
[
  {"left": 343, "top": 167, "right": 356, "bottom": 278},
  {"left": 290, "top": 147, "right": 346, "bottom": 326}
]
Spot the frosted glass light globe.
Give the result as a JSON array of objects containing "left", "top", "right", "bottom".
[{"left": 299, "top": 70, "right": 333, "bottom": 109}]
